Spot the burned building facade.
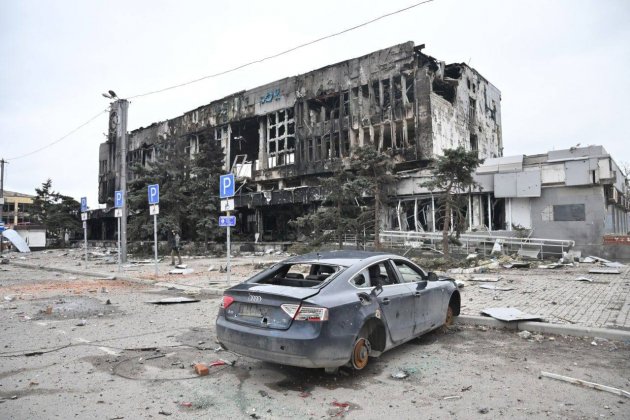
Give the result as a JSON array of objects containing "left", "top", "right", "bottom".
[{"left": 97, "top": 41, "right": 503, "bottom": 240}]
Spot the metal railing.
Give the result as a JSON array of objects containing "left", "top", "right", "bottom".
[{"left": 379, "top": 230, "right": 575, "bottom": 259}]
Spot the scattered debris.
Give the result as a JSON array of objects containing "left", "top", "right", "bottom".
[
  {"left": 502, "top": 262, "right": 530, "bottom": 269},
  {"left": 461, "top": 385, "right": 472, "bottom": 392},
  {"left": 158, "top": 410, "right": 172, "bottom": 416},
  {"left": 76, "top": 319, "right": 87, "bottom": 327},
  {"left": 443, "top": 395, "right": 461, "bottom": 400},
  {"left": 468, "top": 276, "right": 502, "bottom": 282},
  {"left": 588, "top": 268, "right": 620, "bottom": 275},
  {"left": 517, "top": 248, "right": 540, "bottom": 259},
  {"left": 538, "top": 263, "right": 563, "bottom": 269},
  {"left": 168, "top": 268, "right": 194, "bottom": 275},
  {"left": 603, "top": 262, "right": 625, "bottom": 268},
  {"left": 455, "top": 280, "right": 466, "bottom": 288},
  {"left": 179, "top": 402, "right": 193, "bottom": 408},
  {"left": 479, "top": 284, "right": 515, "bottom": 291},
  {"left": 194, "top": 363, "right": 209, "bottom": 376},
  {"left": 518, "top": 330, "right": 532, "bottom": 339},
  {"left": 540, "top": 371, "right": 630, "bottom": 398},
  {"left": 580, "top": 256, "right": 596, "bottom": 263},
  {"left": 588, "top": 256, "right": 612, "bottom": 264},
  {"left": 207, "top": 265, "right": 217, "bottom": 272},
  {"left": 146, "top": 297, "right": 200, "bottom": 305},
  {"left": 478, "top": 407, "right": 489, "bottom": 414},
  {"left": 391, "top": 370, "right": 409, "bottom": 379},
  {"left": 575, "top": 277, "right": 594, "bottom": 282},
  {"left": 449, "top": 266, "right": 486, "bottom": 274},
  {"left": 174, "top": 264, "right": 188, "bottom": 269},
  {"left": 4, "top": 295, "right": 14, "bottom": 302},
  {"left": 481, "top": 307, "right": 543, "bottom": 322}
]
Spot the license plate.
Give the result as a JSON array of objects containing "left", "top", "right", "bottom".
[{"left": 239, "top": 303, "right": 263, "bottom": 317}]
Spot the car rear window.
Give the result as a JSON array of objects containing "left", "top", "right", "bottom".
[{"left": 255, "top": 263, "right": 344, "bottom": 288}]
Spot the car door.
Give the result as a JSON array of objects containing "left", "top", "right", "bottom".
[
  {"left": 391, "top": 259, "right": 442, "bottom": 334},
  {"left": 369, "top": 261, "right": 416, "bottom": 343}
]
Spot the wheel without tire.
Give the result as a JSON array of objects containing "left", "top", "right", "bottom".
[
  {"left": 444, "top": 305, "right": 454, "bottom": 327},
  {"left": 351, "top": 337, "right": 370, "bottom": 370}
]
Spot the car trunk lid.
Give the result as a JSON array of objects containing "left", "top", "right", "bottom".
[{"left": 223, "top": 284, "right": 321, "bottom": 330}]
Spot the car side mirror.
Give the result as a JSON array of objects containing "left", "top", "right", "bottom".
[
  {"left": 427, "top": 272, "right": 438, "bottom": 281},
  {"left": 416, "top": 280, "right": 428, "bottom": 290},
  {"left": 371, "top": 283, "right": 383, "bottom": 296}
]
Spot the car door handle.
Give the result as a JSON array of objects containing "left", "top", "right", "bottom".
[
  {"left": 414, "top": 291, "right": 422, "bottom": 297},
  {"left": 381, "top": 297, "right": 390, "bottom": 305}
]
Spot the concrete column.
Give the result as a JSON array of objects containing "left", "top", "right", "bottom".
[
  {"left": 487, "top": 195, "right": 493, "bottom": 232},
  {"left": 258, "top": 119, "right": 267, "bottom": 170},
  {"left": 431, "top": 195, "right": 436, "bottom": 232}
]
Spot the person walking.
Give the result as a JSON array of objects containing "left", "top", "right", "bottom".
[{"left": 168, "top": 229, "right": 183, "bottom": 266}]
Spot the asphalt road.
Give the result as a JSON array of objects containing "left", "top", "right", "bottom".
[{"left": 1, "top": 265, "right": 629, "bottom": 419}]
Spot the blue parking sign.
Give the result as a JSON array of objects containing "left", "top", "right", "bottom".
[
  {"left": 219, "top": 216, "right": 236, "bottom": 227},
  {"left": 114, "top": 191, "right": 124, "bottom": 208},
  {"left": 148, "top": 184, "right": 160, "bottom": 205},
  {"left": 219, "top": 174, "right": 235, "bottom": 198},
  {"left": 80, "top": 197, "right": 87, "bottom": 212}
]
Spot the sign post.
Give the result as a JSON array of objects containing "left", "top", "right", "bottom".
[
  {"left": 219, "top": 174, "right": 235, "bottom": 285},
  {"left": 114, "top": 190, "right": 124, "bottom": 272},
  {"left": 148, "top": 184, "right": 160, "bottom": 277},
  {"left": 0, "top": 221, "right": 5, "bottom": 257},
  {"left": 80, "top": 197, "right": 88, "bottom": 268}
]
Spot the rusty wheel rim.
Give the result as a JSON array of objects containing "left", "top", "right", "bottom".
[
  {"left": 445, "top": 306, "right": 454, "bottom": 327},
  {"left": 352, "top": 338, "right": 369, "bottom": 370}
]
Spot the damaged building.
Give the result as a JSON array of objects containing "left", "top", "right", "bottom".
[
  {"left": 97, "top": 41, "right": 503, "bottom": 241},
  {"left": 393, "top": 145, "right": 629, "bottom": 258}
]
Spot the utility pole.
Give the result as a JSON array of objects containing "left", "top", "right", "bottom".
[
  {"left": 117, "top": 100, "right": 129, "bottom": 264},
  {"left": 0, "top": 158, "right": 5, "bottom": 255}
]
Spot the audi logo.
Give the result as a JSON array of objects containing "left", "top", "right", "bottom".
[{"left": 248, "top": 294, "right": 262, "bottom": 303}]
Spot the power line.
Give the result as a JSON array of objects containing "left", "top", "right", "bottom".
[
  {"left": 8, "top": 0, "right": 436, "bottom": 160},
  {"left": 128, "top": 0, "right": 436, "bottom": 99},
  {"left": 8, "top": 109, "right": 108, "bottom": 161}
]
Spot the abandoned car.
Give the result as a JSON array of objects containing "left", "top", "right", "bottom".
[{"left": 216, "top": 251, "right": 460, "bottom": 371}]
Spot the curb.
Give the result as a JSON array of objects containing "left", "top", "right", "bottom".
[
  {"left": 456, "top": 315, "right": 630, "bottom": 341},
  {"left": 11, "top": 261, "right": 155, "bottom": 285}
]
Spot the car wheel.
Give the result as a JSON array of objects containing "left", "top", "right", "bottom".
[
  {"left": 351, "top": 337, "right": 371, "bottom": 370},
  {"left": 444, "top": 305, "right": 454, "bottom": 327}
]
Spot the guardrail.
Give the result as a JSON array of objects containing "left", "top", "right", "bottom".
[{"left": 379, "top": 230, "right": 575, "bottom": 259}]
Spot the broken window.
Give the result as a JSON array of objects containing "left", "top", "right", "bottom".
[
  {"left": 406, "top": 119, "right": 416, "bottom": 145},
  {"left": 393, "top": 76, "right": 403, "bottom": 105},
  {"left": 342, "top": 91, "right": 349, "bottom": 116},
  {"left": 372, "top": 81, "right": 380, "bottom": 106},
  {"left": 266, "top": 109, "right": 296, "bottom": 168},
  {"left": 432, "top": 78, "right": 456, "bottom": 103},
  {"left": 382, "top": 79, "right": 391, "bottom": 109},
  {"left": 395, "top": 121, "right": 404, "bottom": 148},
  {"left": 361, "top": 85, "right": 369, "bottom": 100},
  {"left": 382, "top": 123, "right": 392, "bottom": 150},
  {"left": 470, "top": 134, "right": 478, "bottom": 153},
  {"left": 468, "top": 98, "right": 476, "bottom": 125},
  {"left": 404, "top": 74, "right": 415, "bottom": 103}
]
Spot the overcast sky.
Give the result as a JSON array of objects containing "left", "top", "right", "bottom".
[{"left": 1, "top": 0, "right": 629, "bottom": 207}]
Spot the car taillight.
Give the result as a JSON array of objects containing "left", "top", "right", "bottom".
[
  {"left": 221, "top": 295, "right": 234, "bottom": 309},
  {"left": 281, "top": 304, "right": 328, "bottom": 322}
]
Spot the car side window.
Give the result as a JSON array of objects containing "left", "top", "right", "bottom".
[
  {"left": 393, "top": 260, "right": 427, "bottom": 283},
  {"left": 350, "top": 269, "right": 371, "bottom": 288},
  {"left": 368, "top": 262, "right": 397, "bottom": 286}
]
